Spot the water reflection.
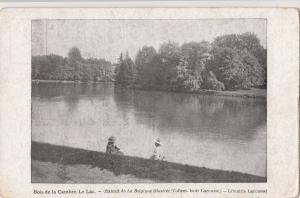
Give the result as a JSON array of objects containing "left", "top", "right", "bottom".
[
  {"left": 114, "top": 87, "right": 266, "bottom": 141},
  {"left": 32, "top": 82, "right": 266, "bottom": 176}
]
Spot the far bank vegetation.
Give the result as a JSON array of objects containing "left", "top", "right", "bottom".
[{"left": 32, "top": 33, "right": 267, "bottom": 92}]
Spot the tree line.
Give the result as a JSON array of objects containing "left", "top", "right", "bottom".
[
  {"left": 32, "top": 47, "right": 113, "bottom": 82},
  {"left": 116, "top": 32, "right": 266, "bottom": 91},
  {"left": 32, "top": 32, "right": 266, "bottom": 91}
]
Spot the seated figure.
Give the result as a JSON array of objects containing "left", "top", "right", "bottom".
[{"left": 106, "top": 136, "right": 123, "bottom": 155}]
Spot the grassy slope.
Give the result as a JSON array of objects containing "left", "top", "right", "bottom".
[
  {"left": 32, "top": 160, "right": 155, "bottom": 183},
  {"left": 32, "top": 141, "right": 266, "bottom": 183}
]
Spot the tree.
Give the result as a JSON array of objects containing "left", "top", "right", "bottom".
[
  {"left": 201, "top": 71, "right": 225, "bottom": 91},
  {"left": 175, "top": 55, "right": 201, "bottom": 92},
  {"left": 158, "top": 42, "right": 182, "bottom": 90},
  {"left": 135, "top": 46, "right": 157, "bottom": 87},
  {"left": 239, "top": 32, "right": 267, "bottom": 68},
  {"left": 181, "top": 41, "right": 213, "bottom": 90},
  {"left": 32, "top": 47, "right": 113, "bottom": 81},
  {"left": 31, "top": 54, "right": 65, "bottom": 80},
  {"left": 148, "top": 54, "right": 165, "bottom": 89},
  {"left": 85, "top": 58, "right": 113, "bottom": 81},
  {"left": 67, "top": 47, "right": 83, "bottom": 80},
  {"left": 213, "top": 33, "right": 267, "bottom": 83},
  {"left": 115, "top": 52, "right": 136, "bottom": 85},
  {"left": 210, "top": 46, "right": 263, "bottom": 90},
  {"left": 181, "top": 41, "right": 211, "bottom": 70},
  {"left": 31, "top": 56, "right": 41, "bottom": 79},
  {"left": 68, "top": 47, "right": 83, "bottom": 63},
  {"left": 240, "top": 49, "right": 265, "bottom": 87}
]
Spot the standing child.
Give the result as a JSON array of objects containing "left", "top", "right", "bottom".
[{"left": 150, "top": 138, "right": 165, "bottom": 160}]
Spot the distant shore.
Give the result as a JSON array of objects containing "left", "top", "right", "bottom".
[
  {"left": 32, "top": 80, "right": 267, "bottom": 99},
  {"left": 32, "top": 80, "right": 266, "bottom": 99},
  {"left": 32, "top": 79, "right": 112, "bottom": 84},
  {"left": 196, "top": 88, "right": 266, "bottom": 99},
  {"left": 32, "top": 141, "right": 266, "bottom": 183}
]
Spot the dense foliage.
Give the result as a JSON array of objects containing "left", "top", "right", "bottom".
[
  {"left": 210, "top": 33, "right": 266, "bottom": 89},
  {"left": 32, "top": 33, "right": 266, "bottom": 91},
  {"left": 115, "top": 33, "right": 266, "bottom": 91},
  {"left": 115, "top": 52, "right": 136, "bottom": 85},
  {"left": 32, "top": 47, "right": 113, "bottom": 82}
]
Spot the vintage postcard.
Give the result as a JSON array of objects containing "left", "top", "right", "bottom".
[{"left": 0, "top": 6, "right": 299, "bottom": 198}]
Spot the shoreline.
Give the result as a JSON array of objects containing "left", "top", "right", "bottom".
[
  {"left": 32, "top": 80, "right": 266, "bottom": 99},
  {"left": 130, "top": 86, "right": 266, "bottom": 99},
  {"left": 32, "top": 141, "right": 267, "bottom": 183},
  {"left": 32, "top": 79, "right": 111, "bottom": 84}
]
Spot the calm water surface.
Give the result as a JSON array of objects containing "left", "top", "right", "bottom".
[{"left": 32, "top": 82, "right": 267, "bottom": 177}]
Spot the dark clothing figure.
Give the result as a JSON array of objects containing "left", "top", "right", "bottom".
[
  {"left": 105, "top": 136, "right": 124, "bottom": 175},
  {"left": 106, "top": 136, "right": 124, "bottom": 155},
  {"left": 106, "top": 142, "right": 122, "bottom": 154}
]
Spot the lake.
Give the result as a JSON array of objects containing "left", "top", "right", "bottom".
[{"left": 32, "top": 82, "right": 267, "bottom": 177}]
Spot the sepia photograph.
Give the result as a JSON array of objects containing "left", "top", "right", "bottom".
[{"left": 31, "top": 19, "right": 267, "bottom": 183}]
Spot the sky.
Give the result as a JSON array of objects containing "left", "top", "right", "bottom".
[{"left": 32, "top": 19, "right": 266, "bottom": 63}]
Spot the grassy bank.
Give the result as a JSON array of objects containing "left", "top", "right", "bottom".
[
  {"left": 32, "top": 141, "right": 266, "bottom": 183},
  {"left": 32, "top": 160, "right": 155, "bottom": 183}
]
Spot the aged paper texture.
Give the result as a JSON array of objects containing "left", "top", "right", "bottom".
[{"left": 0, "top": 7, "right": 299, "bottom": 198}]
